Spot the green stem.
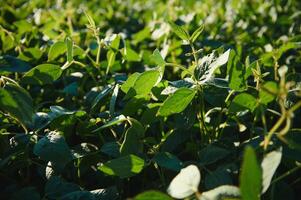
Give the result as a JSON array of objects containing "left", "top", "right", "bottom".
[
  {"left": 271, "top": 165, "right": 301, "bottom": 184},
  {"left": 96, "top": 38, "right": 102, "bottom": 65},
  {"left": 165, "top": 63, "right": 193, "bottom": 75}
]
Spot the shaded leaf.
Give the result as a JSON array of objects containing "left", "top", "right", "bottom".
[
  {"left": 0, "top": 83, "right": 33, "bottom": 127},
  {"left": 33, "top": 131, "right": 72, "bottom": 172},
  {"left": 153, "top": 152, "right": 183, "bottom": 171}
]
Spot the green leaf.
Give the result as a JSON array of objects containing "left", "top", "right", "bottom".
[
  {"left": 199, "top": 144, "right": 230, "bottom": 165},
  {"left": 22, "top": 64, "right": 62, "bottom": 85},
  {"left": 11, "top": 187, "right": 40, "bottom": 200},
  {"left": 100, "top": 142, "right": 120, "bottom": 158},
  {"left": 120, "top": 119, "right": 145, "bottom": 156},
  {"left": 61, "top": 191, "right": 94, "bottom": 200},
  {"left": 157, "top": 88, "right": 196, "bottom": 117},
  {"left": 121, "top": 72, "right": 140, "bottom": 93},
  {"left": 133, "top": 27, "right": 151, "bottom": 44},
  {"left": 33, "top": 131, "right": 73, "bottom": 172},
  {"left": 84, "top": 11, "right": 96, "bottom": 28},
  {"left": 240, "top": 146, "right": 262, "bottom": 200},
  {"left": 229, "top": 93, "right": 257, "bottom": 113},
  {"left": 204, "top": 169, "right": 233, "bottom": 190},
  {"left": 99, "top": 154, "right": 145, "bottom": 178},
  {"left": 153, "top": 152, "right": 183, "bottom": 171},
  {"left": 0, "top": 83, "right": 33, "bottom": 127},
  {"left": 91, "top": 85, "right": 114, "bottom": 110},
  {"left": 190, "top": 24, "right": 204, "bottom": 43},
  {"left": 92, "top": 115, "right": 127, "bottom": 132},
  {"left": 134, "top": 190, "right": 172, "bottom": 200},
  {"left": 121, "top": 47, "right": 141, "bottom": 62},
  {"left": 259, "top": 81, "right": 278, "bottom": 105},
  {"left": 200, "top": 185, "right": 240, "bottom": 200},
  {"left": 261, "top": 147, "right": 282, "bottom": 194},
  {"left": 48, "top": 41, "right": 67, "bottom": 61},
  {"left": 133, "top": 70, "right": 161, "bottom": 96},
  {"left": 45, "top": 176, "right": 81, "bottom": 199},
  {"left": 227, "top": 50, "right": 247, "bottom": 91},
  {"left": 106, "top": 35, "right": 121, "bottom": 73},
  {"left": 14, "top": 20, "right": 32, "bottom": 34},
  {"left": 19, "top": 47, "right": 43, "bottom": 62},
  {"left": 150, "top": 49, "right": 166, "bottom": 67},
  {"left": 0, "top": 55, "right": 31, "bottom": 72},
  {"left": 65, "top": 37, "right": 73, "bottom": 63},
  {"left": 168, "top": 21, "right": 190, "bottom": 41}
]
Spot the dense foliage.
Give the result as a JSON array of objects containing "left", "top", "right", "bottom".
[{"left": 0, "top": 0, "right": 301, "bottom": 199}]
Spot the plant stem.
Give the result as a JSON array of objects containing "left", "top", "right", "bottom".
[
  {"left": 271, "top": 165, "right": 301, "bottom": 184},
  {"left": 165, "top": 63, "right": 193, "bottom": 75}
]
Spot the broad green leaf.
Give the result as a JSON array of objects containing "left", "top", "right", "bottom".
[
  {"left": 259, "top": 81, "right": 278, "bottom": 104},
  {"left": 168, "top": 21, "right": 190, "bottom": 41},
  {"left": 121, "top": 72, "right": 140, "bottom": 93},
  {"left": 199, "top": 145, "right": 230, "bottom": 165},
  {"left": 227, "top": 50, "right": 247, "bottom": 91},
  {"left": 60, "top": 191, "right": 94, "bottom": 200},
  {"left": 33, "top": 131, "right": 73, "bottom": 172},
  {"left": 229, "top": 93, "right": 257, "bottom": 113},
  {"left": 133, "top": 27, "right": 151, "bottom": 44},
  {"left": 133, "top": 70, "right": 161, "bottom": 95},
  {"left": 65, "top": 37, "right": 73, "bottom": 62},
  {"left": 134, "top": 190, "right": 172, "bottom": 200},
  {"left": 158, "top": 88, "right": 196, "bottom": 117},
  {"left": 0, "top": 83, "right": 33, "bottom": 127},
  {"left": 11, "top": 187, "right": 40, "bottom": 200},
  {"left": 0, "top": 55, "right": 31, "bottom": 72},
  {"left": 14, "top": 20, "right": 32, "bottom": 34},
  {"left": 48, "top": 41, "right": 67, "bottom": 61},
  {"left": 261, "top": 147, "right": 282, "bottom": 194},
  {"left": 190, "top": 24, "right": 204, "bottom": 43},
  {"left": 240, "top": 146, "right": 262, "bottom": 200},
  {"left": 167, "top": 165, "right": 200, "bottom": 199},
  {"left": 121, "top": 47, "right": 141, "bottom": 62},
  {"left": 45, "top": 176, "right": 81, "bottom": 199},
  {"left": 22, "top": 64, "right": 62, "bottom": 85},
  {"left": 277, "top": 42, "right": 301, "bottom": 58},
  {"left": 200, "top": 185, "right": 240, "bottom": 200},
  {"left": 99, "top": 154, "right": 145, "bottom": 178},
  {"left": 120, "top": 119, "right": 145, "bottom": 155},
  {"left": 1, "top": 32, "right": 14, "bottom": 52},
  {"left": 19, "top": 47, "right": 43, "bottom": 61},
  {"left": 150, "top": 49, "right": 166, "bottom": 67},
  {"left": 153, "top": 152, "right": 183, "bottom": 171},
  {"left": 100, "top": 142, "right": 120, "bottom": 158},
  {"left": 204, "top": 169, "right": 233, "bottom": 190}
]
